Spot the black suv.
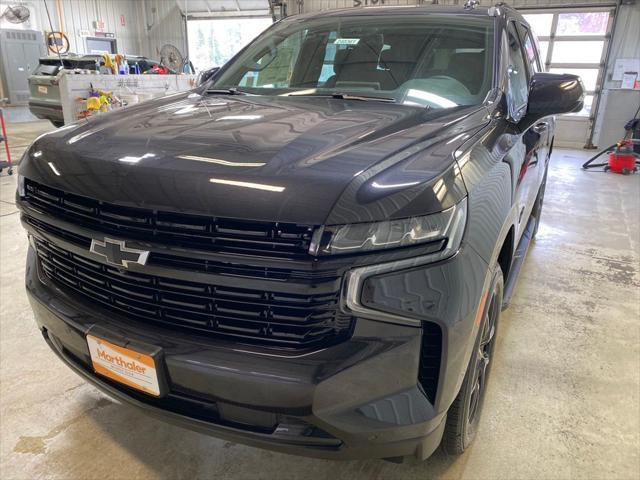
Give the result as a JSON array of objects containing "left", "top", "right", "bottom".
[{"left": 18, "top": 4, "right": 583, "bottom": 462}]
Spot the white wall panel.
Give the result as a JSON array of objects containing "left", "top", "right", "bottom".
[
  {"left": 138, "top": 0, "right": 187, "bottom": 60},
  {"left": 592, "top": 1, "right": 640, "bottom": 148},
  {"left": 3, "top": 0, "right": 144, "bottom": 55}
]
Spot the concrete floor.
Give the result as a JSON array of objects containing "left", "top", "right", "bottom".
[
  {"left": 1, "top": 119, "right": 639, "bottom": 480},
  {"left": 0, "top": 109, "right": 54, "bottom": 166}
]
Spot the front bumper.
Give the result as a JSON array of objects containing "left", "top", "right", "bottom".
[{"left": 26, "top": 244, "right": 461, "bottom": 461}]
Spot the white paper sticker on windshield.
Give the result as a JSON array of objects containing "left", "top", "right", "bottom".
[{"left": 334, "top": 38, "right": 360, "bottom": 45}]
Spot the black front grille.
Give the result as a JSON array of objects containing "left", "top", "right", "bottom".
[
  {"left": 418, "top": 322, "right": 442, "bottom": 404},
  {"left": 24, "top": 216, "right": 339, "bottom": 284},
  {"left": 24, "top": 180, "right": 314, "bottom": 259},
  {"left": 35, "top": 239, "right": 353, "bottom": 348}
]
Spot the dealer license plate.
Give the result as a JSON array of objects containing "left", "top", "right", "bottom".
[{"left": 87, "top": 334, "right": 161, "bottom": 397}]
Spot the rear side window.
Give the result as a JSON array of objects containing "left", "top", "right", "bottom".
[{"left": 505, "top": 21, "right": 529, "bottom": 120}]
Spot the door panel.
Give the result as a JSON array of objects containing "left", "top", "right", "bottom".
[
  {"left": 519, "top": 22, "right": 552, "bottom": 189},
  {"left": 505, "top": 21, "right": 542, "bottom": 242}
]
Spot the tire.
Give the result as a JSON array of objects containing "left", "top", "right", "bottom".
[
  {"left": 441, "top": 266, "right": 504, "bottom": 455},
  {"left": 51, "top": 120, "right": 64, "bottom": 128}
]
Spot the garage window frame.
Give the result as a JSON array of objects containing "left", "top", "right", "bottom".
[{"left": 520, "top": 6, "right": 616, "bottom": 119}]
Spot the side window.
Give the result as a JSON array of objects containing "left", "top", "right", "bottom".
[
  {"left": 521, "top": 25, "right": 542, "bottom": 74},
  {"left": 505, "top": 21, "right": 529, "bottom": 121}
]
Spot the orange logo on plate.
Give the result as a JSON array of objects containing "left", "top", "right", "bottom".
[{"left": 87, "top": 335, "right": 160, "bottom": 396}]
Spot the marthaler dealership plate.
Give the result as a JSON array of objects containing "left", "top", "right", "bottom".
[{"left": 87, "top": 334, "right": 161, "bottom": 397}]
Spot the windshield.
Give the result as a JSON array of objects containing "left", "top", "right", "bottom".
[{"left": 210, "top": 14, "right": 495, "bottom": 109}]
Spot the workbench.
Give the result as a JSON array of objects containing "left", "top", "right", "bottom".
[{"left": 59, "top": 74, "right": 197, "bottom": 124}]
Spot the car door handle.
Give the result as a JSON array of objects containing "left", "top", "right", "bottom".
[{"left": 532, "top": 122, "right": 548, "bottom": 134}]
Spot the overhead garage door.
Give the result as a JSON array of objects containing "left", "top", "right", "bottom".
[{"left": 522, "top": 7, "right": 615, "bottom": 148}]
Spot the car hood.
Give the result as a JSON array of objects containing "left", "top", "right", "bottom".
[{"left": 21, "top": 92, "right": 487, "bottom": 225}]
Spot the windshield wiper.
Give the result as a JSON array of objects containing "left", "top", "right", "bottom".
[
  {"left": 330, "top": 93, "right": 396, "bottom": 103},
  {"left": 288, "top": 92, "right": 396, "bottom": 103},
  {"left": 206, "top": 88, "right": 249, "bottom": 95}
]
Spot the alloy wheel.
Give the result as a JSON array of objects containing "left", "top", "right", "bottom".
[{"left": 467, "top": 286, "right": 500, "bottom": 425}]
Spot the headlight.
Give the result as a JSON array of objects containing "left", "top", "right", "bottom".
[
  {"left": 310, "top": 198, "right": 467, "bottom": 256},
  {"left": 338, "top": 198, "right": 468, "bottom": 327}
]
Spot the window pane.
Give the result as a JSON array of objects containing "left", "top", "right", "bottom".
[
  {"left": 551, "top": 41, "right": 604, "bottom": 63},
  {"left": 538, "top": 41, "right": 549, "bottom": 64},
  {"left": 523, "top": 14, "right": 553, "bottom": 37},
  {"left": 550, "top": 68, "right": 599, "bottom": 91},
  {"left": 506, "top": 22, "right": 529, "bottom": 119},
  {"left": 523, "top": 32, "right": 540, "bottom": 73},
  {"left": 556, "top": 12, "right": 609, "bottom": 36},
  {"left": 566, "top": 94, "right": 594, "bottom": 117}
]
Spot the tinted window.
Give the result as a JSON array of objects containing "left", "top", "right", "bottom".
[
  {"left": 505, "top": 21, "right": 529, "bottom": 119},
  {"left": 214, "top": 15, "right": 495, "bottom": 109},
  {"left": 521, "top": 26, "right": 542, "bottom": 73}
]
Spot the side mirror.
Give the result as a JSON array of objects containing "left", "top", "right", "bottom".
[
  {"left": 197, "top": 66, "right": 220, "bottom": 86},
  {"left": 520, "top": 72, "right": 585, "bottom": 129}
]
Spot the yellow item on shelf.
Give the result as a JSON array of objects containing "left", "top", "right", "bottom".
[
  {"left": 99, "top": 95, "right": 110, "bottom": 112},
  {"left": 86, "top": 96, "right": 101, "bottom": 110},
  {"left": 102, "top": 53, "right": 116, "bottom": 74}
]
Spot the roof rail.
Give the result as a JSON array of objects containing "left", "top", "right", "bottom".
[{"left": 488, "top": 2, "right": 512, "bottom": 17}]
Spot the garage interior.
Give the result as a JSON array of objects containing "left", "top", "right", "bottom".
[{"left": 0, "top": 0, "right": 639, "bottom": 479}]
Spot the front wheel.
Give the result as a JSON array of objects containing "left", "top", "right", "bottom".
[{"left": 441, "top": 266, "right": 504, "bottom": 455}]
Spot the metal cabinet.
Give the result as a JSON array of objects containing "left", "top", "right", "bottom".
[{"left": 0, "top": 29, "right": 44, "bottom": 104}]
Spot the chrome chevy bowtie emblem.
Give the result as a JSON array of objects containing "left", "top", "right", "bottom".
[{"left": 89, "top": 238, "right": 150, "bottom": 268}]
